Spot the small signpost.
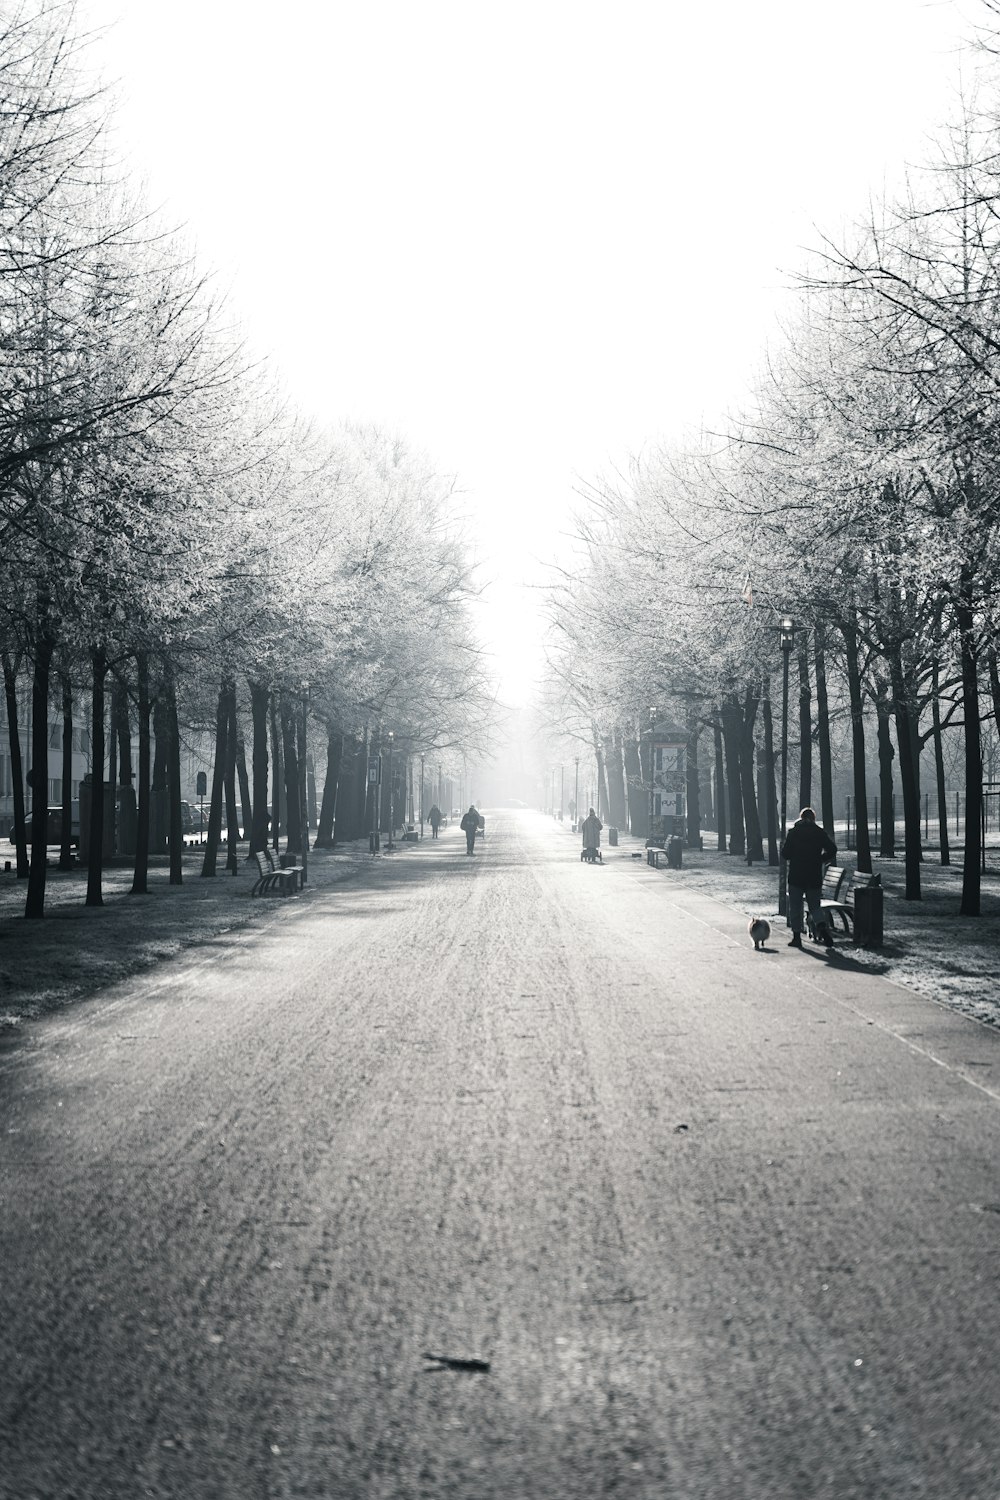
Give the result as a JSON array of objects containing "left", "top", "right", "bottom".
[{"left": 196, "top": 770, "right": 207, "bottom": 843}]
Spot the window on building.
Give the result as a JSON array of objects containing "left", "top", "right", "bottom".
[{"left": 48, "top": 778, "right": 61, "bottom": 804}]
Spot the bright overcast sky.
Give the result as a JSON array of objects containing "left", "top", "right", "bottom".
[{"left": 83, "top": 0, "right": 973, "bottom": 704}]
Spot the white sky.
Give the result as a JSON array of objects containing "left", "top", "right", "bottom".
[{"left": 83, "top": 0, "right": 974, "bottom": 704}]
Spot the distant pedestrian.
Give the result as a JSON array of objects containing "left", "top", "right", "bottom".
[
  {"left": 581, "top": 806, "right": 602, "bottom": 854},
  {"left": 781, "top": 807, "right": 837, "bottom": 948},
  {"left": 429, "top": 804, "right": 442, "bottom": 839},
  {"left": 460, "top": 805, "right": 481, "bottom": 855}
]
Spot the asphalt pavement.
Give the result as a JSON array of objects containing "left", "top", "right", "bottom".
[{"left": 2, "top": 810, "right": 999, "bottom": 1499}]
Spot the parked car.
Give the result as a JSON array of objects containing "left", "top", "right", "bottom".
[{"left": 8, "top": 805, "right": 80, "bottom": 847}]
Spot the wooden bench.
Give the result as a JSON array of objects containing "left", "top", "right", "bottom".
[
  {"left": 250, "top": 848, "right": 300, "bottom": 897},
  {"left": 814, "top": 866, "right": 882, "bottom": 942},
  {"left": 647, "top": 840, "right": 682, "bottom": 870}
]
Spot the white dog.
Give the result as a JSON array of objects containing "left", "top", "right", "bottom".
[{"left": 748, "top": 917, "right": 771, "bottom": 951}]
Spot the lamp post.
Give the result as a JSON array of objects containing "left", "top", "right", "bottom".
[
  {"left": 778, "top": 614, "right": 796, "bottom": 916},
  {"left": 386, "top": 730, "right": 394, "bottom": 851},
  {"left": 299, "top": 683, "right": 309, "bottom": 886},
  {"left": 574, "top": 755, "right": 579, "bottom": 828},
  {"left": 648, "top": 705, "right": 656, "bottom": 844},
  {"left": 560, "top": 764, "right": 565, "bottom": 821},
  {"left": 419, "top": 753, "right": 424, "bottom": 838}
]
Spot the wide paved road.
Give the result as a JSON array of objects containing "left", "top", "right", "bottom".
[{"left": 2, "top": 810, "right": 1000, "bottom": 1499}]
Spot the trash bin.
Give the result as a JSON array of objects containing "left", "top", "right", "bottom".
[
  {"left": 853, "top": 876, "right": 883, "bottom": 947},
  {"left": 608, "top": 827, "right": 619, "bottom": 846},
  {"left": 667, "top": 834, "right": 683, "bottom": 870}
]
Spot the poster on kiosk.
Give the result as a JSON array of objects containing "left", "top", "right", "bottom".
[{"left": 651, "top": 740, "right": 686, "bottom": 844}]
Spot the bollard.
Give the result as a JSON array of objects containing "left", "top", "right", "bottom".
[{"left": 609, "top": 827, "right": 619, "bottom": 846}]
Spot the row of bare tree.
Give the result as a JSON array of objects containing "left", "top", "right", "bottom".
[
  {"left": 0, "top": 3, "right": 494, "bottom": 917},
  {"left": 540, "top": 13, "right": 1000, "bottom": 915}
]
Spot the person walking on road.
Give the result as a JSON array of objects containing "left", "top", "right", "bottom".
[
  {"left": 781, "top": 807, "right": 837, "bottom": 948},
  {"left": 581, "top": 806, "right": 602, "bottom": 856},
  {"left": 460, "top": 805, "right": 482, "bottom": 855},
  {"left": 428, "top": 804, "right": 442, "bottom": 839}
]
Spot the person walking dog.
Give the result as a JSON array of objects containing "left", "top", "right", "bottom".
[{"left": 781, "top": 807, "right": 837, "bottom": 948}]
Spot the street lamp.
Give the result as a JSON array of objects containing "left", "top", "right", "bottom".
[
  {"left": 648, "top": 705, "right": 656, "bottom": 844},
  {"left": 386, "top": 730, "right": 394, "bottom": 851},
  {"left": 778, "top": 614, "right": 796, "bottom": 915},
  {"left": 574, "top": 755, "right": 579, "bottom": 828},
  {"left": 560, "top": 764, "right": 565, "bottom": 821}
]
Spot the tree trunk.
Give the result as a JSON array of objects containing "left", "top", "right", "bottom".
[
  {"left": 131, "top": 653, "right": 151, "bottom": 895},
  {"left": 297, "top": 698, "right": 309, "bottom": 881},
  {"left": 713, "top": 717, "right": 727, "bottom": 852},
  {"left": 841, "top": 618, "right": 872, "bottom": 875},
  {"left": 249, "top": 681, "right": 270, "bottom": 854},
  {"left": 116, "top": 681, "right": 132, "bottom": 787},
  {"left": 150, "top": 690, "right": 169, "bottom": 856},
  {"left": 269, "top": 692, "right": 283, "bottom": 850},
  {"left": 86, "top": 648, "right": 107, "bottom": 907},
  {"left": 987, "top": 647, "right": 1000, "bottom": 738},
  {"left": 930, "top": 658, "right": 950, "bottom": 868},
  {"left": 308, "top": 753, "right": 319, "bottom": 828},
  {"left": 685, "top": 711, "right": 701, "bottom": 848},
  {"left": 721, "top": 697, "right": 745, "bottom": 856},
  {"left": 59, "top": 674, "right": 74, "bottom": 871},
  {"left": 956, "top": 579, "right": 982, "bottom": 916},
  {"left": 623, "top": 737, "right": 645, "bottom": 835},
  {"left": 605, "top": 734, "right": 628, "bottom": 830},
  {"left": 116, "top": 676, "right": 137, "bottom": 858},
  {"left": 593, "top": 729, "right": 609, "bottom": 824},
  {"left": 761, "top": 681, "right": 778, "bottom": 866},
  {"left": 797, "top": 647, "right": 812, "bottom": 810},
  {"left": 235, "top": 725, "right": 252, "bottom": 841},
  {"left": 315, "top": 725, "right": 342, "bottom": 848},
  {"left": 25, "top": 624, "right": 54, "bottom": 919},
  {"left": 739, "top": 688, "right": 765, "bottom": 863},
  {"left": 362, "top": 734, "right": 374, "bottom": 839},
  {"left": 874, "top": 678, "right": 895, "bottom": 859},
  {"left": 165, "top": 666, "right": 184, "bottom": 885},
  {"left": 106, "top": 680, "right": 118, "bottom": 858},
  {"left": 223, "top": 679, "right": 239, "bottom": 872},
  {"left": 201, "top": 681, "right": 229, "bottom": 878},
  {"left": 887, "top": 640, "right": 922, "bottom": 900},
  {"left": 3, "top": 653, "right": 28, "bottom": 878},
  {"left": 814, "top": 626, "right": 835, "bottom": 838},
  {"left": 342, "top": 733, "right": 366, "bottom": 843},
  {"left": 280, "top": 693, "right": 302, "bottom": 853}
]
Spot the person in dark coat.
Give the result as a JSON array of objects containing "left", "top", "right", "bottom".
[
  {"left": 581, "top": 807, "right": 602, "bottom": 853},
  {"left": 780, "top": 807, "right": 838, "bottom": 948},
  {"left": 460, "top": 805, "right": 481, "bottom": 855},
  {"left": 428, "top": 804, "right": 442, "bottom": 839}
]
